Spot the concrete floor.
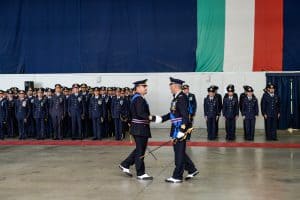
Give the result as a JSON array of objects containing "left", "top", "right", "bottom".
[{"left": 0, "top": 129, "right": 300, "bottom": 200}]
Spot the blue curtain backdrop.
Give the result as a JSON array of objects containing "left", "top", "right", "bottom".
[
  {"left": 283, "top": 0, "right": 300, "bottom": 71},
  {"left": 0, "top": 0, "right": 197, "bottom": 73},
  {"left": 266, "top": 73, "right": 300, "bottom": 129}
]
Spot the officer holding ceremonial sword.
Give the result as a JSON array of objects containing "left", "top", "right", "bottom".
[{"left": 155, "top": 77, "right": 199, "bottom": 183}]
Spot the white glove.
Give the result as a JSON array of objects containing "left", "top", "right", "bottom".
[
  {"left": 176, "top": 131, "right": 185, "bottom": 139},
  {"left": 154, "top": 115, "right": 162, "bottom": 123}
]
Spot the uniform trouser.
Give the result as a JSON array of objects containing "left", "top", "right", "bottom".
[
  {"left": 71, "top": 112, "right": 82, "bottom": 139},
  {"left": 35, "top": 118, "right": 45, "bottom": 139},
  {"left": 26, "top": 116, "right": 35, "bottom": 138},
  {"left": 243, "top": 119, "right": 246, "bottom": 139},
  {"left": 109, "top": 118, "right": 114, "bottom": 137},
  {"left": 264, "top": 119, "right": 267, "bottom": 137},
  {"left": 92, "top": 118, "right": 102, "bottom": 139},
  {"left": 225, "top": 118, "right": 236, "bottom": 140},
  {"left": 121, "top": 136, "right": 148, "bottom": 176},
  {"left": 216, "top": 117, "right": 220, "bottom": 137},
  {"left": 207, "top": 117, "right": 217, "bottom": 140},
  {"left": 107, "top": 112, "right": 114, "bottom": 137},
  {"left": 0, "top": 121, "right": 4, "bottom": 139},
  {"left": 46, "top": 116, "right": 53, "bottom": 138},
  {"left": 63, "top": 116, "right": 71, "bottom": 138},
  {"left": 172, "top": 139, "right": 197, "bottom": 180},
  {"left": 52, "top": 115, "right": 63, "bottom": 139},
  {"left": 7, "top": 116, "right": 17, "bottom": 137},
  {"left": 17, "top": 118, "right": 26, "bottom": 139},
  {"left": 265, "top": 117, "right": 277, "bottom": 140},
  {"left": 88, "top": 118, "right": 93, "bottom": 137},
  {"left": 122, "top": 121, "right": 129, "bottom": 138},
  {"left": 82, "top": 116, "right": 90, "bottom": 138},
  {"left": 102, "top": 118, "right": 109, "bottom": 138},
  {"left": 244, "top": 118, "right": 256, "bottom": 140},
  {"left": 114, "top": 118, "right": 122, "bottom": 140}
]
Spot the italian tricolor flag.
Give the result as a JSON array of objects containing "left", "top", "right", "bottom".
[{"left": 196, "top": 0, "right": 299, "bottom": 72}]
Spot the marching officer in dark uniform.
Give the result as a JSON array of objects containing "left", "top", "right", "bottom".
[
  {"left": 15, "top": 90, "right": 29, "bottom": 140},
  {"left": 26, "top": 87, "right": 35, "bottom": 138},
  {"left": 212, "top": 85, "right": 222, "bottom": 138},
  {"left": 120, "top": 79, "right": 154, "bottom": 180},
  {"left": 241, "top": 86, "right": 258, "bottom": 141},
  {"left": 50, "top": 84, "right": 65, "bottom": 140},
  {"left": 89, "top": 87, "right": 104, "bottom": 140},
  {"left": 204, "top": 86, "right": 220, "bottom": 140},
  {"left": 32, "top": 88, "right": 47, "bottom": 140},
  {"left": 80, "top": 83, "right": 91, "bottom": 139},
  {"left": 261, "top": 83, "right": 280, "bottom": 141},
  {"left": 6, "top": 90, "right": 17, "bottom": 138},
  {"left": 68, "top": 83, "right": 85, "bottom": 140},
  {"left": 111, "top": 88, "right": 124, "bottom": 140},
  {"left": 182, "top": 84, "right": 197, "bottom": 140},
  {"left": 157, "top": 77, "right": 198, "bottom": 183},
  {"left": 0, "top": 90, "right": 7, "bottom": 140},
  {"left": 222, "top": 85, "right": 239, "bottom": 141}
]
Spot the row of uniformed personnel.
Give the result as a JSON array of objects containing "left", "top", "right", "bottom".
[
  {"left": 202, "top": 83, "right": 280, "bottom": 141},
  {"left": 0, "top": 82, "right": 280, "bottom": 141},
  {"left": 0, "top": 84, "right": 133, "bottom": 140}
]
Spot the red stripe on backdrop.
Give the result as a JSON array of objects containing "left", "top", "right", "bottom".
[{"left": 253, "top": 0, "right": 283, "bottom": 71}]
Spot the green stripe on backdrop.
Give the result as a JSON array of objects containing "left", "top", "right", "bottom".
[{"left": 196, "top": 0, "right": 225, "bottom": 72}]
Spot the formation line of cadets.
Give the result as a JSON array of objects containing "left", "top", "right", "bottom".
[
  {"left": 0, "top": 84, "right": 132, "bottom": 140},
  {"left": 0, "top": 82, "right": 280, "bottom": 141}
]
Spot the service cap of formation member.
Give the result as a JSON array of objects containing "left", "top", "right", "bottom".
[
  {"left": 55, "top": 84, "right": 62, "bottom": 89},
  {"left": 182, "top": 84, "right": 189, "bottom": 90},
  {"left": 247, "top": 86, "right": 254, "bottom": 92},
  {"left": 207, "top": 86, "right": 215, "bottom": 92},
  {"left": 266, "top": 82, "right": 276, "bottom": 89},
  {"left": 227, "top": 84, "right": 235, "bottom": 92},
  {"left": 72, "top": 83, "right": 80, "bottom": 88}
]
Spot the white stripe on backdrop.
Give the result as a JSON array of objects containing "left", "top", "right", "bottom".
[{"left": 223, "top": 0, "right": 255, "bottom": 72}]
